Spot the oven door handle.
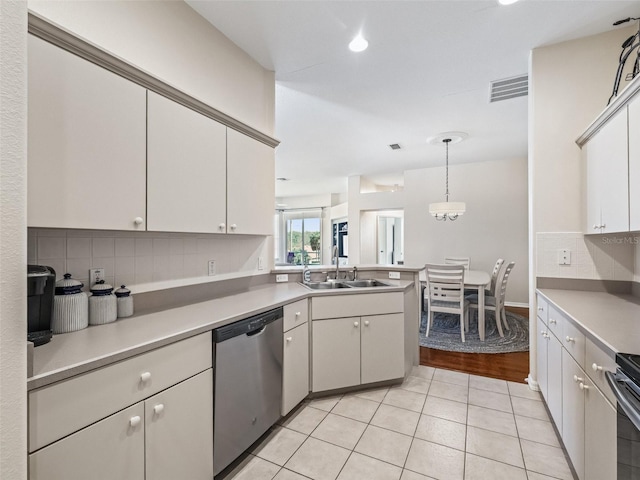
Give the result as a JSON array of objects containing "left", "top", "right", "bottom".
[{"left": 606, "top": 371, "right": 640, "bottom": 432}]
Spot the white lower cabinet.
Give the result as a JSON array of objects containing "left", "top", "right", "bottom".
[
  {"left": 562, "top": 349, "right": 586, "bottom": 480},
  {"left": 312, "top": 312, "right": 404, "bottom": 392},
  {"left": 282, "top": 322, "right": 310, "bottom": 416},
  {"left": 361, "top": 313, "right": 404, "bottom": 384},
  {"left": 29, "top": 403, "right": 145, "bottom": 480},
  {"left": 144, "top": 370, "right": 213, "bottom": 480},
  {"left": 29, "top": 370, "right": 213, "bottom": 480},
  {"left": 537, "top": 293, "right": 618, "bottom": 480},
  {"left": 584, "top": 376, "right": 617, "bottom": 480},
  {"left": 312, "top": 317, "right": 361, "bottom": 392}
]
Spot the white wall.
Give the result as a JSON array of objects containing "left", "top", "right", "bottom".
[
  {"left": 0, "top": 1, "right": 27, "bottom": 478},
  {"left": 28, "top": 0, "right": 275, "bottom": 135},
  {"left": 405, "top": 158, "right": 529, "bottom": 304}
]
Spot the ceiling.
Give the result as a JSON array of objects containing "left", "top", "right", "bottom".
[{"left": 187, "top": 0, "right": 640, "bottom": 198}]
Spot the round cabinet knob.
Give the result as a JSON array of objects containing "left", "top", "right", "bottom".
[
  {"left": 593, "top": 224, "right": 599, "bottom": 230},
  {"left": 354, "top": 321, "right": 359, "bottom": 327},
  {"left": 549, "top": 319, "right": 557, "bottom": 324},
  {"left": 592, "top": 363, "right": 603, "bottom": 372},
  {"left": 129, "top": 416, "right": 141, "bottom": 428},
  {"left": 540, "top": 330, "right": 546, "bottom": 335},
  {"left": 230, "top": 224, "right": 237, "bottom": 231},
  {"left": 286, "top": 337, "right": 292, "bottom": 342},
  {"left": 218, "top": 223, "right": 226, "bottom": 230},
  {"left": 295, "top": 312, "right": 301, "bottom": 317},
  {"left": 134, "top": 217, "right": 144, "bottom": 226},
  {"left": 140, "top": 371, "right": 152, "bottom": 383},
  {"left": 538, "top": 306, "right": 543, "bottom": 311},
  {"left": 601, "top": 224, "right": 606, "bottom": 229},
  {"left": 153, "top": 404, "right": 164, "bottom": 415},
  {"left": 579, "top": 383, "right": 589, "bottom": 391},
  {"left": 573, "top": 374, "right": 583, "bottom": 383},
  {"left": 565, "top": 336, "right": 575, "bottom": 343},
  {"left": 364, "top": 320, "right": 370, "bottom": 326}
]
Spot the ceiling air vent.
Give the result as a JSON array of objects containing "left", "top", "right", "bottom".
[
  {"left": 490, "top": 74, "right": 528, "bottom": 102},
  {"left": 389, "top": 143, "right": 401, "bottom": 150}
]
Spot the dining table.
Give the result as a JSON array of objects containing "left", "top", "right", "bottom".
[{"left": 420, "top": 269, "right": 492, "bottom": 341}]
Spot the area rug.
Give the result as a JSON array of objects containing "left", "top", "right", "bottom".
[{"left": 419, "top": 310, "right": 530, "bottom": 354}]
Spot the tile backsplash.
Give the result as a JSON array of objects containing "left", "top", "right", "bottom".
[
  {"left": 536, "top": 232, "right": 635, "bottom": 281},
  {"left": 29, "top": 228, "right": 270, "bottom": 290}
]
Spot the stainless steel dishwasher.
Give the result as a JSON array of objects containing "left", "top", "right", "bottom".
[{"left": 212, "top": 307, "right": 283, "bottom": 476}]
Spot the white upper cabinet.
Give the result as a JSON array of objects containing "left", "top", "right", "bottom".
[
  {"left": 227, "top": 129, "right": 275, "bottom": 235},
  {"left": 582, "top": 107, "right": 629, "bottom": 234},
  {"left": 629, "top": 96, "right": 640, "bottom": 231},
  {"left": 28, "top": 36, "right": 147, "bottom": 231},
  {"left": 147, "top": 92, "right": 227, "bottom": 233}
]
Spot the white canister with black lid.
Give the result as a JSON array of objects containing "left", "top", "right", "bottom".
[
  {"left": 115, "top": 285, "right": 133, "bottom": 318},
  {"left": 52, "top": 273, "right": 89, "bottom": 333},
  {"left": 89, "top": 280, "right": 117, "bottom": 325}
]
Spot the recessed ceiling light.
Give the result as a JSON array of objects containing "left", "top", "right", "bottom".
[
  {"left": 498, "top": 0, "right": 519, "bottom": 5},
  {"left": 349, "top": 34, "right": 368, "bottom": 52}
]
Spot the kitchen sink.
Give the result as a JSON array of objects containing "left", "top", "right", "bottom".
[{"left": 301, "top": 279, "right": 391, "bottom": 289}]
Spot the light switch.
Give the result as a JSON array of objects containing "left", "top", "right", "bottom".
[{"left": 558, "top": 249, "right": 571, "bottom": 265}]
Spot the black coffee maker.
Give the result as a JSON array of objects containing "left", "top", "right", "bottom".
[{"left": 27, "top": 265, "right": 55, "bottom": 346}]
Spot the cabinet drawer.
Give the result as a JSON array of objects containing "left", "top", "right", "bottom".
[
  {"left": 29, "top": 332, "right": 212, "bottom": 452},
  {"left": 284, "top": 299, "right": 309, "bottom": 333},
  {"left": 562, "top": 316, "right": 586, "bottom": 369},
  {"left": 536, "top": 295, "right": 548, "bottom": 324},
  {"left": 312, "top": 292, "right": 403, "bottom": 320},
  {"left": 547, "top": 304, "right": 564, "bottom": 339},
  {"left": 585, "top": 338, "right": 617, "bottom": 405}
]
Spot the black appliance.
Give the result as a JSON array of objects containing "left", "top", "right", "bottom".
[
  {"left": 606, "top": 353, "right": 640, "bottom": 480},
  {"left": 27, "top": 265, "right": 55, "bottom": 346}
]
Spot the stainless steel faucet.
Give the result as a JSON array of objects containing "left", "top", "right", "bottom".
[
  {"left": 332, "top": 245, "right": 340, "bottom": 280},
  {"left": 352, "top": 265, "right": 358, "bottom": 281}
]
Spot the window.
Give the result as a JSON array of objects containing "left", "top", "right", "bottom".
[{"left": 275, "top": 209, "right": 323, "bottom": 265}]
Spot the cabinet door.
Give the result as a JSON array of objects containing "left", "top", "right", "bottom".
[
  {"left": 361, "top": 313, "right": 404, "bottom": 384},
  {"left": 282, "top": 322, "right": 309, "bottom": 415},
  {"left": 629, "top": 97, "right": 640, "bottom": 231},
  {"left": 226, "top": 129, "right": 275, "bottom": 235},
  {"left": 312, "top": 318, "right": 360, "bottom": 392},
  {"left": 562, "top": 349, "right": 585, "bottom": 480},
  {"left": 147, "top": 92, "right": 227, "bottom": 233},
  {"left": 27, "top": 35, "right": 147, "bottom": 231},
  {"left": 536, "top": 317, "right": 549, "bottom": 401},
  {"left": 584, "top": 376, "right": 617, "bottom": 480},
  {"left": 145, "top": 370, "right": 213, "bottom": 480},
  {"left": 583, "top": 141, "right": 602, "bottom": 234},
  {"left": 547, "top": 332, "right": 563, "bottom": 432},
  {"left": 29, "top": 403, "right": 144, "bottom": 480},
  {"left": 584, "top": 107, "right": 629, "bottom": 233}
]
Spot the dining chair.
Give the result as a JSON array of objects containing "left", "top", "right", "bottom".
[
  {"left": 467, "top": 261, "right": 515, "bottom": 337},
  {"left": 486, "top": 258, "right": 505, "bottom": 297},
  {"left": 444, "top": 257, "right": 470, "bottom": 270},
  {"left": 424, "top": 264, "right": 470, "bottom": 342}
]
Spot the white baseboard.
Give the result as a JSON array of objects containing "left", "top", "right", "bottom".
[
  {"left": 526, "top": 374, "right": 540, "bottom": 391},
  {"left": 506, "top": 301, "right": 529, "bottom": 308}
]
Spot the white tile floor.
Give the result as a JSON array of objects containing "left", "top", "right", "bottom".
[{"left": 218, "top": 366, "right": 576, "bottom": 480}]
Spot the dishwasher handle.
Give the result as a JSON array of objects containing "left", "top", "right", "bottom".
[
  {"left": 606, "top": 370, "right": 640, "bottom": 432},
  {"left": 213, "top": 307, "right": 283, "bottom": 343}
]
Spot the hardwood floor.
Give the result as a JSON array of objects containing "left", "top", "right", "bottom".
[{"left": 420, "top": 306, "right": 530, "bottom": 383}]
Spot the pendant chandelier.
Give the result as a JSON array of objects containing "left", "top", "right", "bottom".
[{"left": 428, "top": 133, "right": 466, "bottom": 221}]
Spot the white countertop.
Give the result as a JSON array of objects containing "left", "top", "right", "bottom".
[
  {"left": 537, "top": 288, "right": 640, "bottom": 355},
  {"left": 30, "top": 279, "right": 413, "bottom": 391}
]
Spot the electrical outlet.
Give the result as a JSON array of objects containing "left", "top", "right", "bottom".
[
  {"left": 388, "top": 271, "right": 401, "bottom": 279},
  {"left": 558, "top": 249, "right": 571, "bottom": 265},
  {"left": 89, "top": 268, "right": 105, "bottom": 285},
  {"left": 208, "top": 260, "right": 216, "bottom": 276},
  {"left": 276, "top": 274, "right": 289, "bottom": 283},
  {"left": 258, "top": 257, "right": 264, "bottom": 270}
]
